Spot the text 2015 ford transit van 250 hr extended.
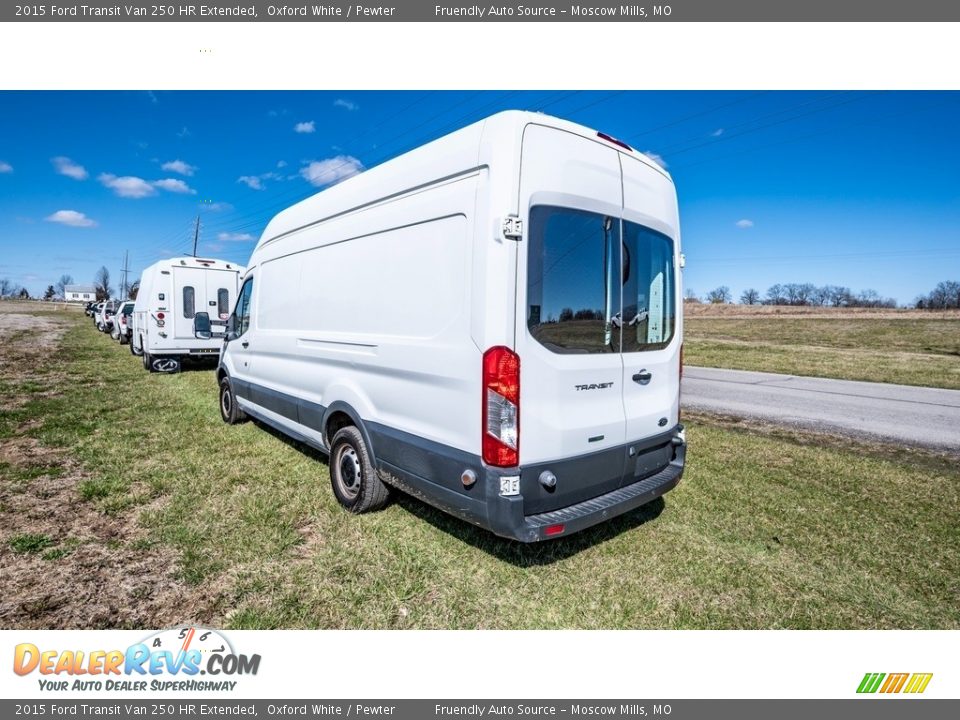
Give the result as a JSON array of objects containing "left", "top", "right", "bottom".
[{"left": 213, "top": 110, "right": 686, "bottom": 542}]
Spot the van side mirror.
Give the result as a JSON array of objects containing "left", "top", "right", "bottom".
[
  {"left": 193, "top": 312, "right": 212, "bottom": 339},
  {"left": 224, "top": 314, "right": 238, "bottom": 342}
]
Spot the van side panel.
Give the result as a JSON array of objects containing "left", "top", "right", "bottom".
[{"left": 247, "top": 174, "right": 481, "bottom": 497}]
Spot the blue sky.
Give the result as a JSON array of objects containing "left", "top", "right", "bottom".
[{"left": 1, "top": 90, "right": 958, "bottom": 303}]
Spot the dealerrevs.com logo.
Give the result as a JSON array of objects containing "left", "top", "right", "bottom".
[{"left": 13, "top": 626, "right": 261, "bottom": 692}]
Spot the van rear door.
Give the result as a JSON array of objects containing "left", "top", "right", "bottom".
[
  {"left": 515, "top": 124, "right": 627, "bottom": 513},
  {"left": 619, "top": 156, "right": 681, "bottom": 474},
  {"left": 171, "top": 266, "right": 207, "bottom": 339}
]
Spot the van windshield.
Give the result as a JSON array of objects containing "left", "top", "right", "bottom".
[{"left": 526, "top": 205, "right": 676, "bottom": 354}]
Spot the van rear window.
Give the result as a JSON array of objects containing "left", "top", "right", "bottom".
[
  {"left": 183, "top": 286, "right": 195, "bottom": 318},
  {"left": 527, "top": 205, "right": 676, "bottom": 354},
  {"left": 527, "top": 206, "right": 619, "bottom": 354}
]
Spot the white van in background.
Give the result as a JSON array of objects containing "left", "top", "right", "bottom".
[
  {"left": 215, "top": 110, "right": 685, "bottom": 542},
  {"left": 131, "top": 256, "right": 246, "bottom": 373}
]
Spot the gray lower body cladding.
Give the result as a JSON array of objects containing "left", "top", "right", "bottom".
[{"left": 228, "top": 373, "right": 686, "bottom": 542}]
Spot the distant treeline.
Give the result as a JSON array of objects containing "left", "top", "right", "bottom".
[{"left": 690, "top": 280, "right": 960, "bottom": 309}]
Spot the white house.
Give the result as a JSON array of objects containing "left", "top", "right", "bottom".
[{"left": 64, "top": 284, "right": 96, "bottom": 302}]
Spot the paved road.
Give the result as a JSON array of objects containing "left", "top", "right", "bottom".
[{"left": 681, "top": 366, "right": 960, "bottom": 453}]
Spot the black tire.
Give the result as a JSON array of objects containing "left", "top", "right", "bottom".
[
  {"left": 142, "top": 348, "right": 151, "bottom": 370},
  {"left": 219, "top": 376, "right": 247, "bottom": 424},
  {"left": 131, "top": 336, "right": 144, "bottom": 357},
  {"left": 329, "top": 426, "right": 390, "bottom": 513}
]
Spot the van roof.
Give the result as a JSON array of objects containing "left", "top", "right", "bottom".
[
  {"left": 141, "top": 256, "right": 246, "bottom": 273},
  {"left": 256, "top": 110, "right": 671, "bottom": 250}
]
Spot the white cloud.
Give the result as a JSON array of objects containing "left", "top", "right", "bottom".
[
  {"left": 238, "top": 175, "right": 264, "bottom": 190},
  {"left": 0, "top": 161, "right": 12, "bottom": 173},
  {"left": 277, "top": 160, "right": 287, "bottom": 168},
  {"left": 300, "top": 155, "right": 364, "bottom": 187},
  {"left": 643, "top": 151, "right": 668, "bottom": 169},
  {"left": 161, "top": 159, "right": 196, "bottom": 176},
  {"left": 294, "top": 121, "right": 316, "bottom": 134},
  {"left": 45, "top": 210, "right": 97, "bottom": 228},
  {"left": 154, "top": 178, "right": 196, "bottom": 194},
  {"left": 177, "top": 126, "right": 191, "bottom": 138},
  {"left": 711, "top": 128, "right": 724, "bottom": 137},
  {"left": 52, "top": 156, "right": 88, "bottom": 180},
  {"left": 217, "top": 232, "right": 256, "bottom": 242},
  {"left": 99, "top": 173, "right": 156, "bottom": 198},
  {"left": 736, "top": 219, "right": 754, "bottom": 229},
  {"left": 202, "top": 202, "right": 233, "bottom": 212},
  {"left": 146, "top": 90, "right": 158, "bottom": 104},
  {"left": 333, "top": 98, "right": 359, "bottom": 111}
]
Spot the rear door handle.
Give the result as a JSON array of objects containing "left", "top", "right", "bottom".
[
  {"left": 241, "top": 341, "right": 249, "bottom": 348},
  {"left": 632, "top": 370, "right": 652, "bottom": 385}
]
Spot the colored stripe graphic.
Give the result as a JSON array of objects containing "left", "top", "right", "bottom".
[
  {"left": 857, "top": 673, "right": 885, "bottom": 693},
  {"left": 857, "top": 672, "right": 932, "bottom": 694},
  {"left": 880, "top": 673, "right": 909, "bottom": 693},
  {"left": 904, "top": 673, "right": 934, "bottom": 694}
]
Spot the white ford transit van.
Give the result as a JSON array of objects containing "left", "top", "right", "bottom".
[
  {"left": 131, "top": 256, "right": 245, "bottom": 373},
  {"left": 217, "top": 110, "right": 686, "bottom": 541}
]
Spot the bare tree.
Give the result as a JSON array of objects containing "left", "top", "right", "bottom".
[
  {"left": 0, "top": 278, "right": 12, "bottom": 297},
  {"left": 55, "top": 273, "right": 74, "bottom": 298},
  {"left": 684, "top": 288, "right": 701, "bottom": 303},
  {"left": 707, "top": 286, "right": 732, "bottom": 304},
  {"left": 44, "top": 285, "right": 56, "bottom": 300},
  {"left": 811, "top": 285, "right": 831, "bottom": 306},
  {"left": 18, "top": 287, "right": 30, "bottom": 300},
  {"left": 765, "top": 283, "right": 786, "bottom": 305},
  {"left": 94, "top": 266, "right": 113, "bottom": 301},
  {"left": 128, "top": 279, "right": 140, "bottom": 301},
  {"left": 740, "top": 288, "right": 761, "bottom": 305}
]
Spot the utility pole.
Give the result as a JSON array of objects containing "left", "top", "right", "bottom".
[
  {"left": 192, "top": 214, "right": 201, "bottom": 257},
  {"left": 120, "top": 250, "right": 130, "bottom": 299}
]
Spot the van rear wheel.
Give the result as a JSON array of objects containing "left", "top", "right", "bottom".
[
  {"left": 219, "top": 377, "right": 247, "bottom": 424},
  {"left": 330, "top": 426, "right": 390, "bottom": 513}
]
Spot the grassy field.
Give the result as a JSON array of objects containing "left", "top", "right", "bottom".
[
  {"left": 684, "top": 306, "right": 960, "bottom": 389},
  {"left": 1, "top": 302, "right": 958, "bottom": 629}
]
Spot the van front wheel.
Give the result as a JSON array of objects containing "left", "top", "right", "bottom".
[{"left": 330, "top": 426, "right": 390, "bottom": 514}]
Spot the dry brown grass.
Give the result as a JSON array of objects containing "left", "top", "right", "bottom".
[{"left": 684, "top": 302, "right": 960, "bottom": 320}]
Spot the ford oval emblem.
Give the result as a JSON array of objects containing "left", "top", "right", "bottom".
[{"left": 658, "top": 417, "right": 668, "bottom": 427}]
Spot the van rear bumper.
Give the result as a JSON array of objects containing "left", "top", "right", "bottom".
[
  {"left": 374, "top": 423, "right": 685, "bottom": 543},
  {"left": 489, "top": 426, "right": 686, "bottom": 542}
]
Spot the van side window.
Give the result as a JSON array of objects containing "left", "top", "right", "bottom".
[
  {"left": 183, "top": 286, "right": 195, "bottom": 319},
  {"left": 235, "top": 278, "right": 253, "bottom": 336},
  {"left": 217, "top": 288, "right": 229, "bottom": 317},
  {"left": 527, "top": 205, "right": 620, "bottom": 354}
]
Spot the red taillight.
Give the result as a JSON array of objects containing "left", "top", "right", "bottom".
[
  {"left": 157, "top": 312, "right": 165, "bottom": 320},
  {"left": 482, "top": 346, "right": 519, "bottom": 467},
  {"left": 544, "top": 524, "right": 565, "bottom": 537}
]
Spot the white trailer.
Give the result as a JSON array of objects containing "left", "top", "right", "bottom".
[
  {"left": 215, "top": 110, "right": 685, "bottom": 541},
  {"left": 131, "top": 256, "right": 245, "bottom": 373}
]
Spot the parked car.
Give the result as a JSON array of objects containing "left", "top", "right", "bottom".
[
  {"left": 212, "top": 110, "right": 686, "bottom": 542},
  {"left": 84, "top": 301, "right": 98, "bottom": 317},
  {"left": 131, "top": 257, "right": 245, "bottom": 372},
  {"left": 91, "top": 301, "right": 104, "bottom": 324},
  {"left": 111, "top": 300, "right": 135, "bottom": 344},
  {"left": 95, "top": 301, "right": 117, "bottom": 332}
]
